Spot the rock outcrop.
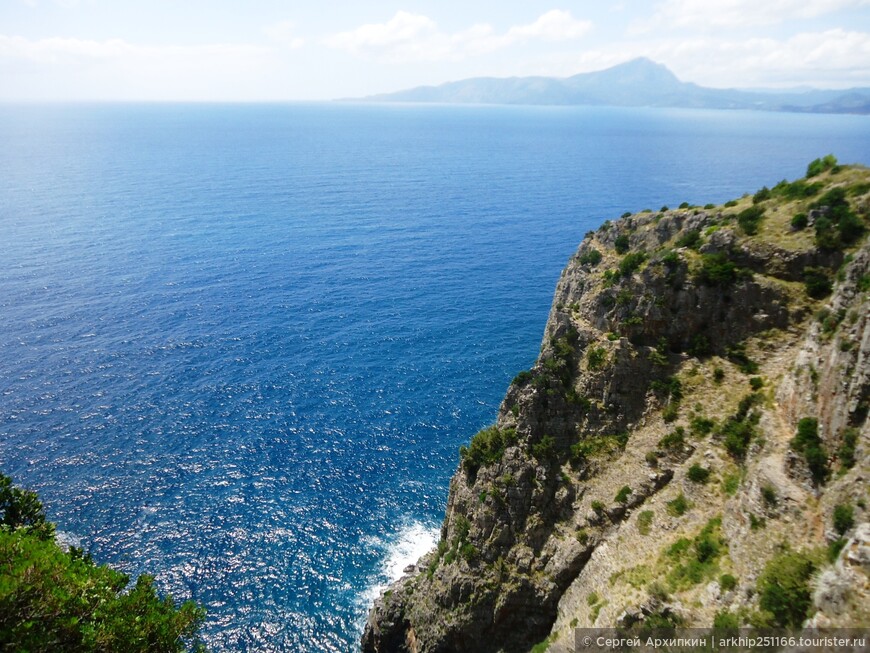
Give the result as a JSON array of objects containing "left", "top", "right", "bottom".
[{"left": 363, "top": 163, "right": 870, "bottom": 653}]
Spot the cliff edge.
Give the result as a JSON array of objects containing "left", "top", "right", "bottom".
[{"left": 363, "top": 159, "right": 870, "bottom": 653}]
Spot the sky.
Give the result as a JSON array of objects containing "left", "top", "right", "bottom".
[{"left": 1, "top": 0, "right": 869, "bottom": 101}]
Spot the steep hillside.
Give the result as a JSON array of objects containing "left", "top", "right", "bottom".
[{"left": 362, "top": 158, "right": 870, "bottom": 653}]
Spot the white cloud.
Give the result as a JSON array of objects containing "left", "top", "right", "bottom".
[
  {"left": 0, "top": 35, "right": 268, "bottom": 64},
  {"left": 505, "top": 10, "right": 591, "bottom": 42},
  {"left": 679, "top": 29, "right": 870, "bottom": 87},
  {"left": 641, "top": 0, "right": 870, "bottom": 31},
  {"left": 18, "top": 0, "right": 91, "bottom": 7},
  {"left": 0, "top": 35, "right": 279, "bottom": 100},
  {"left": 263, "top": 20, "right": 305, "bottom": 49},
  {"left": 323, "top": 11, "right": 438, "bottom": 54},
  {"left": 564, "top": 28, "right": 870, "bottom": 88},
  {"left": 324, "top": 10, "right": 591, "bottom": 62}
]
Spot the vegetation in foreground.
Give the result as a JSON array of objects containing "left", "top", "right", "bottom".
[{"left": 0, "top": 471, "right": 206, "bottom": 652}]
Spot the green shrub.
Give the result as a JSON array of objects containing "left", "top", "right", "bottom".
[
  {"left": 774, "top": 179, "right": 824, "bottom": 200},
  {"left": 833, "top": 503, "right": 854, "bottom": 535},
  {"left": 803, "top": 267, "right": 833, "bottom": 299},
  {"left": 571, "top": 432, "right": 629, "bottom": 463},
  {"left": 531, "top": 434, "right": 556, "bottom": 460},
  {"left": 713, "top": 610, "right": 740, "bottom": 629},
  {"left": 690, "top": 416, "right": 715, "bottom": 437},
  {"left": 530, "top": 637, "right": 553, "bottom": 653},
  {"left": 651, "top": 376, "right": 683, "bottom": 402},
  {"left": 587, "top": 347, "right": 607, "bottom": 370},
  {"left": 737, "top": 205, "right": 765, "bottom": 235},
  {"left": 615, "top": 486, "right": 632, "bottom": 503},
  {"left": 695, "top": 532, "right": 720, "bottom": 563},
  {"left": 696, "top": 253, "right": 743, "bottom": 287},
  {"left": 591, "top": 500, "right": 605, "bottom": 513},
  {"left": 724, "top": 199, "right": 738, "bottom": 208},
  {"left": 676, "top": 230, "right": 702, "bottom": 250},
  {"left": 719, "top": 574, "right": 737, "bottom": 592},
  {"left": 616, "top": 288, "right": 634, "bottom": 306},
  {"left": 0, "top": 473, "right": 54, "bottom": 540},
  {"left": 719, "top": 395, "right": 761, "bottom": 460},
  {"left": 812, "top": 187, "right": 865, "bottom": 249},
  {"left": 578, "top": 248, "right": 603, "bottom": 266},
  {"left": 660, "top": 249, "right": 681, "bottom": 267},
  {"left": 0, "top": 473, "right": 205, "bottom": 653},
  {"left": 726, "top": 343, "right": 759, "bottom": 374},
  {"left": 828, "top": 538, "right": 847, "bottom": 563},
  {"left": 753, "top": 187, "right": 771, "bottom": 204},
  {"left": 713, "top": 367, "right": 725, "bottom": 383},
  {"left": 619, "top": 251, "right": 647, "bottom": 277},
  {"left": 662, "top": 402, "right": 680, "bottom": 423},
  {"left": 665, "top": 517, "right": 725, "bottom": 589},
  {"left": 460, "top": 426, "right": 518, "bottom": 475},
  {"left": 687, "top": 333, "right": 711, "bottom": 357},
  {"left": 761, "top": 484, "right": 778, "bottom": 507},
  {"left": 749, "top": 376, "right": 764, "bottom": 391},
  {"left": 512, "top": 370, "right": 533, "bottom": 386},
  {"left": 614, "top": 234, "right": 630, "bottom": 254},
  {"left": 839, "top": 427, "right": 858, "bottom": 470},
  {"left": 791, "top": 212, "right": 808, "bottom": 230},
  {"left": 667, "top": 493, "right": 690, "bottom": 516},
  {"left": 790, "top": 417, "right": 828, "bottom": 484},
  {"left": 648, "top": 349, "right": 668, "bottom": 366},
  {"left": 454, "top": 514, "right": 470, "bottom": 542},
  {"left": 659, "top": 427, "right": 686, "bottom": 450},
  {"left": 806, "top": 154, "right": 838, "bottom": 178},
  {"left": 455, "top": 541, "right": 476, "bottom": 562},
  {"left": 756, "top": 549, "right": 816, "bottom": 628},
  {"left": 687, "top": 464, "right": 710, "bottom": 483}
]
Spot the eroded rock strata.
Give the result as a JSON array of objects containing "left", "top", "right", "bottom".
[{"left": 363, "top": 163, "right": 870, "bottom": 653}]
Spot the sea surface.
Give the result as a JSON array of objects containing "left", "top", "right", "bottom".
[{"left": 1, "top": 103, "right": 868, "bottom": 652}]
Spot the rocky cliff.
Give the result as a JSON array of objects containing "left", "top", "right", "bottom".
[{"left": 363, "top": 161, "right": 870, "bottom": 653}]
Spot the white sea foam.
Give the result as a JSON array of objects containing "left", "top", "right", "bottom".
[
  {"left": 381, "top": 521, "right": 440, "bottom": 582},
  {"left": 359, "top": 520, "right": 440, "bottom": 610}
]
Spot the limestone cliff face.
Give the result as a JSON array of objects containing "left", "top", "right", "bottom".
[{"left": 363, "top": 165, "right": 870, "bottom": 653}]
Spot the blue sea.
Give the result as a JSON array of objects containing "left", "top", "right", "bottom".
[{"left": 1, "top": 103, "right": 868, "bottom": 652}]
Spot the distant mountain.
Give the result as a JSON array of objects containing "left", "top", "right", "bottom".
[{"left": 358, "top": 58, "right": 870, "bottom": 114}]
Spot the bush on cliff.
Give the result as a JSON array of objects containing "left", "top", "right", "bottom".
[
  {"left": 0, "top": 472, "right": 206, "bottom": 653},
  {"left": 695, "top": 253, "right": 744, "bottom": 287},
  {"left": 806, "top": 154, "right": 838, "bottom": 178},
  {"left": 811, "top": 187, "right": 865, "bottom": 250},
  {"left": 737, "top": 206, "right": 765, "bottom": 235},
  {"left": 460, "top": 426, "right": 517, "bottom": 475},
  {"left": 790, "top": 417, "right": 828, "bottom": 485},
  {"left": 754, "top": 548, "right": 817, "bottom": 628}
]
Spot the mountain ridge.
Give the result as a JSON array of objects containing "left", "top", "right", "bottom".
[{"left": 356, "top": 58, "right": 870, "bottom": 114}]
